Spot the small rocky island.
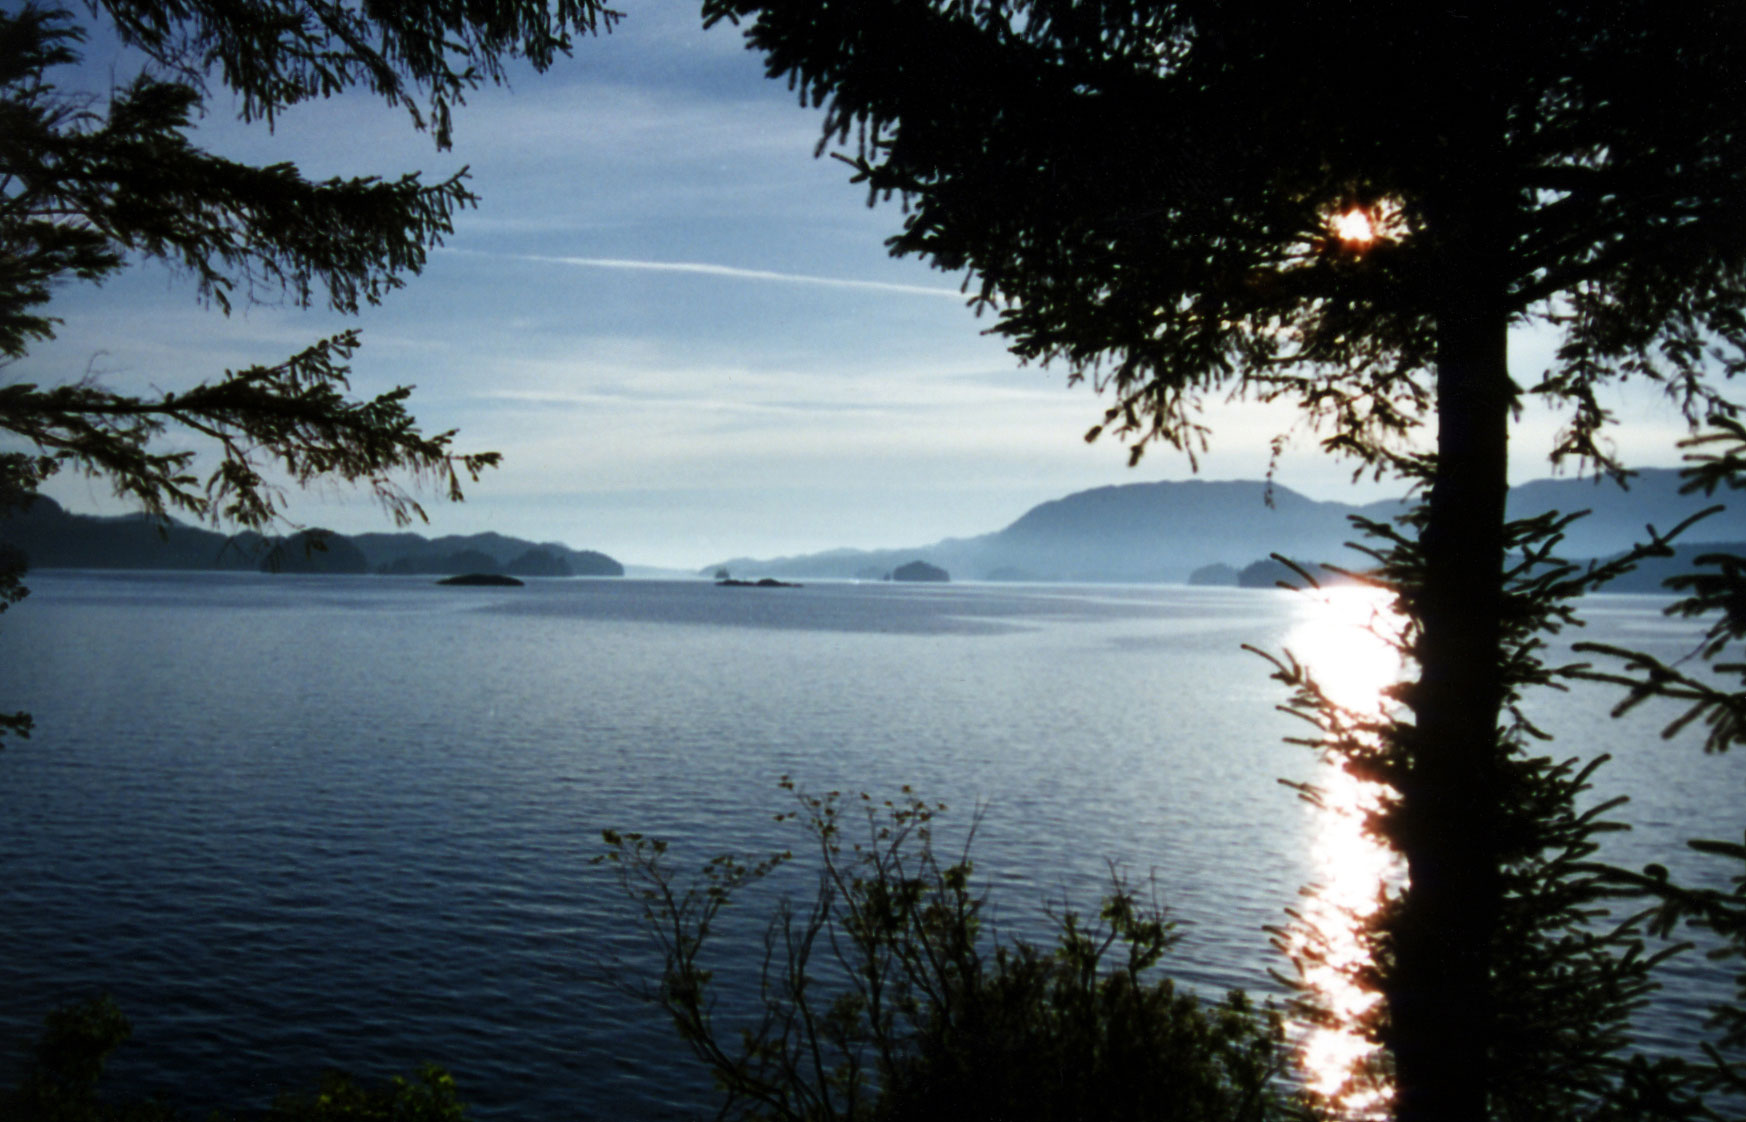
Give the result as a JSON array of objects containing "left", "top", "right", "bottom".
[
  {"left": 716, "top": 576, "right": 802, "bottom": 588},
  {"left": 887, "top": 560, "right": 950, "bottom": 583},
  {"left": 438, "top": 573, "right": 525, "bottom": 587}
]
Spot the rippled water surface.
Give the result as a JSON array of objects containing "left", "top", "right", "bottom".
[{"left": 0, "top": 573, "right": 1738, "bottom": 1117}]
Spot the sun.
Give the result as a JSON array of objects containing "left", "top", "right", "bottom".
[{"left": 1331, "top": 208, "right": 1376, "bottom": 246}]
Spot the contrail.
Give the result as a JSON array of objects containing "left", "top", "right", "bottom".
[{"left": 446, "top": 249, "right": 967, "bottom": 300}]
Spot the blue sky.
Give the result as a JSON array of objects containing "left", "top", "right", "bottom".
[{"left": 24, "top": 6, "right": 1704, "bottom": 569}]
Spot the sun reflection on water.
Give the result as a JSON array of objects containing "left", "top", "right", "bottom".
[{"left": 1281, "top": 586, "right": 1408, "bottom": 1117}]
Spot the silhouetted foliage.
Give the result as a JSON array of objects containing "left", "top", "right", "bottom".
[
  {"left": 1563, "top": 429, "right": 1746, "bottom": 1103},
  {"left": 0, "top": 465, "right": 31, "bottom": 741},
  {"left": 698, "top": 4, "right": 1746, "bottom": 1116},
  {"left": 1601, "top": 836, "right": 1746, "bottom": 1109},
  {"left": 599, "top": 782, "right": 1296, "bottom": 1122},
  {"left": 267, "top": 1066, "right": 468, "bottom": 1122},
  {"left": 4, "top": 994, "right": 468, "bottom": 1122},
  {"left": 5, "top": 995, "right": 177, "bottom": 1122},
  {"left": 1575, "top": 422, "right": 1746, "bottom": 757},
  {"left": 0, "top": 0, "right": 620, "bottom": 528},
  {"left": 702, "top": 0, "right": 1744, "bottom": 473}
]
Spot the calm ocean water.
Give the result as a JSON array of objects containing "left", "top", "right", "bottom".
[{"left": 0, "top": 572, "right": 1739, "bottom": 1117}]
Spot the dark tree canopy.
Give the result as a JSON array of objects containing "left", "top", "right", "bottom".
[
  {"left": 700, "top": 3, "right": 1746, "bottom": 1119},
  {"left": 0, "top": 0, "right": 617, "bottom": 530},
  {"left": 2, "top": 7, "right": 464, "bottom": 360},
  {"left": 705, "top": 0, "right": 1745, "bottom": 470},
  {"left": 90, "top": 0, "right": 615, "bottom": 149}
]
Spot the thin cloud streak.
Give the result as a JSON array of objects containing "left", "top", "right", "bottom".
[{"left": 449, "top": 249, "right": 968, "bottom": 299}]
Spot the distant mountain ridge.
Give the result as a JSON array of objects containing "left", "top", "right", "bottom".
[
  {"left": 707, "top": 470, "right": 1746, "bottom": 583},
  {"left": 7, "top": 470, "right": 1734, "bottom": 586},
  {"left": 0, "top": 496, "right": 623, "bottom": 577}
]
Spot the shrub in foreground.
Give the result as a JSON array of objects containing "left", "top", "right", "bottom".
[
  {"left": 600, "top": 782, "right": 1298, "bottom": 1122},
  {"left": 5, "top": 995, "right": 465, "bottom": 1122}
]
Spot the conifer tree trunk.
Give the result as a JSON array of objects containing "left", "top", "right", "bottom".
[{"left": 1389, "top": 155, "right": 1514, "bottom": 1121}]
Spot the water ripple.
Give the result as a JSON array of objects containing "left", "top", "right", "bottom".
[{"left": 0, "top": 575, "right": 1736, "bottom": 1118}]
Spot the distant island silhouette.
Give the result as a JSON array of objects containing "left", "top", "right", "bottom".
[
  {"left": 0, "top": 496, "right": 624, "bottom": 579},
  {"left": 438, "top": 573, "right": 526, "bottom": 587},
  {"left": 703, "top": 470, "right": 1745, "bottom": 587},
  {"left": 7, "top": 471, "right": 1739, "bottom": 592}
]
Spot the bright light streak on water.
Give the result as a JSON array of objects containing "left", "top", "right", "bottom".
[{"left": 1284, "top": 587, "right": 1407, "bottom": 1117}]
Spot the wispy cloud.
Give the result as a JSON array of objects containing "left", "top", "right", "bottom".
[{"left": 447, "top": 249, "right": 967, "bottom": 300}]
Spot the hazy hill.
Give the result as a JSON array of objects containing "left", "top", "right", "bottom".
[
  {"left": 345, "top": 530, "right": 620, "bottom": 575},
  {"left": 983, "top": 479, "right": 1384, "bottom": 580},
  {"left": 261, "top": 530, "right": 370, "bottom": 574},
  {"left": 0, "top": 497, "right": 267, "bottom": 570},
  {"left": 0, "top": 497, "right": 623, "bottom": 577},
  {"left": 707, "top": 469, "right": 1746, "bottom": 583},
  {"left": 709, "top": 479, "right": 1387, "bottom": 582},
  {"left": 1503, "top": 470, "right": 1736, "bottom": 559},
  {"left": 1594, "top": 541, "right": 1746, "bottom": 593}
]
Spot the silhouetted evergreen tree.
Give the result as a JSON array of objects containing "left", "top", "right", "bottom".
[
  {"left": 697, "top": 3, "right": 1746, "bottom": 1117},
  {"left": 1567, "top": 423, "right": 1746, "bottom": 1103}
]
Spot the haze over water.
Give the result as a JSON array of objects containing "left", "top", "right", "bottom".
[{"left": 0, "top": 573, "right": 1737, "bottom": 1118}]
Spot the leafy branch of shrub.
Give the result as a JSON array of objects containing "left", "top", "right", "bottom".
[
  {"left": 599, "top": 780, "right": 1297, "bottom": 1122},
  {"left": 4, "top": 993, "right": 467, "bottom": 1121}
]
